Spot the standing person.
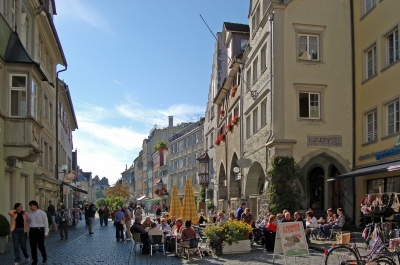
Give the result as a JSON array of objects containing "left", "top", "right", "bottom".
[
  {"left": 112, "top": 207, "right": 119, "bottom": 226},
  {"left": 103, "top": 205, "right": 110, "bottom": 226},
  {"left": 84, "top": 204, "right": 90, "bottom": 226},
  {"left": 86, "top": 203, "right": 96, "bottom": 234},
  {"left": 47, "top": 200, "right": 56, "bottom": 232},
  {"left": 155, "top": 205, "right": 162, "bottom": 220},
  {"left": 114, "top": 206, "right": 125, "bottom": 241},
  {"left": 27, "top": 200, "right": 48, "bottom": 265},
  {"left": 236, "top": 202, "right": 246, "bottom": 221},
  {"left": 57, "top": 205, "right": 69, "bottom": 240},
  {"left": 8, "top": 203, "right": 30, "bottom": 265},
  {"left": 98, "top": 206, "right": 105, "bottom": 226},
  {"left": 134, "top": 206, "right": 143, "bottom": 219},
  {"left": 123, "top": 206, "right": 132, "bottom": 241}
]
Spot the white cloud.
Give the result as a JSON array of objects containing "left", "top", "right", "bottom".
[
  {"left": 55, "top": 0, "right": 112, "bottom": 33},
  {"left": 73, "top": 100, "right": 204, "bottom": 184}
]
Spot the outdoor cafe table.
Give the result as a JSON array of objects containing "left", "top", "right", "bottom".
[{"left": 166, "top": 233, "right": 181, "bottom": 256}]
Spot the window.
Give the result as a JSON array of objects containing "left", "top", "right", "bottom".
[
  {"left": 30, "top": 81, "right": 37, "bottom": 118},
  {"left": 20, "top": 9, "right": 29, "bottom": 50},
  {"left": 211, "top": 105, "right": 215, "bottom": 119},
  {"left": 261, "top": 99, "right": 267, "bottom": 126},
  {"left": 1, "top": 0, "right": 6, "bottom": 17},
  {"left": 49, "top": 103, "right": 53, "bottom": 125},
  {"left": 252, "top": 58, "right": 258, "bottom": 83},
  {"left": 210, "top": 132, "right": 213, "bottom": 147},
  {"left": 387, "top": 100, "right": 399, "bottom": 135},
  {"left": 387, "top": 29, "right": 399, "bottom": 65},
  {"left": 44, "top": 95, "right": 49, "bottom": 121},
  {"left": 10, "top": 74, "right": 27, "bottom": 117},
  {"left": 261, "top": 44, "right": 267, "bottom": 72},
  {"left": 246, "top": 115, "right": 251, "bottom": 138},
  {"left": 299, "top": 92, "right": 320, "bottom": 119},
  {"left": 253, "top": 108, "right": 258, "bottom": 133},
  {"left": 366, "top": 110, "right": 377, "bottom": 142},
  {"left": 366, "top": 46, "right": 377, "bottom": 79},
  {"left": 365, "top": 0, "right": 375, "bottom": 14},
  {"left": 10, "top": 0, "right": 15, "bottom": 29},
  {"left": 49, "top": 146, "right": 53, "bottom": 172},
  {"left": 298, "top": 34, "right": 319, "bottom": 61},
  {"left": 241, "top": 39, "right": 248, "bottom": 50},
  {"left": 246, "top": 68, "right": 251, "bottom": 89}
]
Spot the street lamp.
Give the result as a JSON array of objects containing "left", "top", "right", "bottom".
[
  {"left": 156, "top": 178, "right": 164, "bottom": 196},
  {"left": 197, "top": 152, "right": 209, "bottom": 186}
]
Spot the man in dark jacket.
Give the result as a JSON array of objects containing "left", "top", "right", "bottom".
[
  {"left": 130, "top": 217, "right": 149, "bottom": 254},
  {"left": 86, "top": 204, "right": 96, "bottom": 234},
  {"left": 103, "top": 206, "right": 110, "bottom": 226}
]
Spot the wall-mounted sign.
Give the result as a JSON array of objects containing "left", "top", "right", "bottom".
[
  {"left": 307, "top": 135, "right": 342, "bottom": 146},
  {"left": 359, "top": 136, "right": 400, "bottom": 161}
]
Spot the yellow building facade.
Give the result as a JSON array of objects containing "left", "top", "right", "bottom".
[{"left": 351, "top": 0, "right": 400, "bottom": 227}]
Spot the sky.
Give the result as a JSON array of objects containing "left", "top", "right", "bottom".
[{"left": 54, "top": 1, "right": 249, "bottom": 185}]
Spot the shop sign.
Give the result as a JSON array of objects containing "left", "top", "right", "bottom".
[
  {"left": 307, "top": 135, "right": 342, "bottom": 146},
  {"left": 359, "top": 136, "right": 400, "bottom": 160}
]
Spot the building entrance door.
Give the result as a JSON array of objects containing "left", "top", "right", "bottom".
[{"left": 309, "top": 167, "right": 324, "bottom": 210}]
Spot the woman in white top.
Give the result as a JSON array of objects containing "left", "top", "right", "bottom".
[{"left": 305, "top": 211, "right": 318, "bottom": 243}]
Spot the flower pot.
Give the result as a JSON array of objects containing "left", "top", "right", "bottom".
[
  {"left": 222, "top": 239, "right": 251, "bottom": 254},
  {"left": 0, "top": 236, "right": 7, "bottom": 254}
]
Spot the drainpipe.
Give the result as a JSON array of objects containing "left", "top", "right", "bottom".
[
  {"left": 56, "top": 66, "right": 67, "bottom": 202},
  {"left": 350, "top": 0, "right": 356, "bottom": 226}
]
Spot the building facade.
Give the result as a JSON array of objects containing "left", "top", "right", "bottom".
[
  {"left": 240, "top": 0, "right": 354, "bottom": 220},
  {"left": 0, "top": 0, "right": 74, "bottom": 217}
]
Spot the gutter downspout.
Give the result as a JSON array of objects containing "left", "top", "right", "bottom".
[
  {"left": 265, "top": 12, "right": 274, "bottom": 157},
  {"left": 350, "top": 0, "right": 356, "bottom": 226},
  {"left": 56, "top": 66, "right": 67, "bottom": 202}
]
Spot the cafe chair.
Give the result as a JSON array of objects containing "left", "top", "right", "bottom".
[
  {"left": 150, "top": 235, "right": 165, "bottom": 256},
  {"left": 179, "top": 238, "right": 202, "bottom": 260},
  {"left": 132, "top": 232, "right": 143, "bottom": 252}
]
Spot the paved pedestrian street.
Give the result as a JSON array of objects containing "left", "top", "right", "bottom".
[{"left": 1, "top": 216, "right": 361, "bottom": 265}]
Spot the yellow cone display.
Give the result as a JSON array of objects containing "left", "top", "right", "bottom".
[
  {"left": 180, "top": 178, "right": 198, "bottom": 224},
  {"left": 169, "top": 185, "right": 181, "bottom": 218}
]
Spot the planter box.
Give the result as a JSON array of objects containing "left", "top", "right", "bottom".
[{"left": 222, "top": 239, "right": 251, "bottom": 254}]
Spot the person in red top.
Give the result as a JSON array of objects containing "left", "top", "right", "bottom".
[
  {"left": 265, "top": 214, "right": 277, "bottom": 252},
  {"left": 266, "top": 215, "right": 277, "bottom": 232}
]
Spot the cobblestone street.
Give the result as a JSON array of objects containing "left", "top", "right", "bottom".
[{"left": 0, "top": 215, "right": 336, "bottom": 265}]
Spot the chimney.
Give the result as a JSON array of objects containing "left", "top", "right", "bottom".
[{"left": 168, "top": 116, "right": 173, "bottom": 128}]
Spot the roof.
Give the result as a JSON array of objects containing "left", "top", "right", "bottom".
[{"left": 223, "top": 22, "right": 250, "bottom": 33}]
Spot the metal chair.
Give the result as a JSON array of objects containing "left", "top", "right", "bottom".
[
  {"left": 150, "top": 235, "right": 165, "bottom": 256},
  {"left": 329, "top": 226, "right": 343, "bottom": 240},
  {"left": 179, "top": 238, "right": 202, "bottom": 260},
  {"left": 132, "top": 232, "right": 143, "bottom": 252}
]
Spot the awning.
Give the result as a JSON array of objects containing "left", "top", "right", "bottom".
[
  {"left": 61, "top": 181, "right": 88, "bottom": 194},
  {"left": 328, "top": 160, "right": 400, "bottom": 181},
  {"left": 137, "top": 195, "right": 146, "bottom": 201}
]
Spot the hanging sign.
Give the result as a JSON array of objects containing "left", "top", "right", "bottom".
[{"left": 273, "top": 221, "right": 310, "bottom": 264}]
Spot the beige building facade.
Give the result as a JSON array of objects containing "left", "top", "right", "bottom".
[{"left": 241, "top": 0, "right": 354, "bottom": 219}]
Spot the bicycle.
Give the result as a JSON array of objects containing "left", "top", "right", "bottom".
[{"left": 324, "top": 223, "right": 399, "bottom": 265}]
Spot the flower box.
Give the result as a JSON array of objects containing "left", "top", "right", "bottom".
[
  {"left": 230, "top": 85, "right": 238, "bottom": 98},
  {"left": 222, "top": 239, "right": 251, "bottom": 254}
]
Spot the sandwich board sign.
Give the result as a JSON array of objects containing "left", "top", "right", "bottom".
[{"left": 273, "top": 221, "right": 310, "bottom": 265}]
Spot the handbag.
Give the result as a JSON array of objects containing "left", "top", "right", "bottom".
[{"left": 121, "top": 218, "right": 125, "bottom": 225}]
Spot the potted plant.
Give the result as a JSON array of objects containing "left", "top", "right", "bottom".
[
  {"left": 218, "top": 133, "right": 226, "bottom": 142},
  {"left": 219, "top": 108, "right": 225, "bottom": 117},
  {"left": 214, "top": 138, "right": 221, "bottom": 146},
  {"left": 0, "top": 213, "right": 10, "bottom": 253},
  {"left": 226, "top": 122, "right": 233, "bottom": 132},
  {"left": 230, "top": 85, "right": 238, "bottom": 98},
  {"left": 203, "top": 220, "right": 253, "bottom": 255},
  {"left": 232, "top": 115, "right": 240, "bottom": 125}
]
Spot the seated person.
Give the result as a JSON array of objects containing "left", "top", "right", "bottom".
[
  {"left": 241, "top": 208, "right": 255, "bottom": 228},
  {"left": 320, "top": 208, "right": 345, "bottom": 239},
  {"left": 294, "top": 212, "right": 306, "bottom": 229},
  {"left": 142, "top": 216, "right": 152, "bottom": 230},
  {"left": 170, "top": 218, "right": 184, "bottom": 255},
  {"left": 148, "top": 222, "right": 164, "bottom": 243},
  {"left": 130, "top": 216, "right": 150, "bottom": 254},
  {"left": 216, "top": 211, "right": 228, "bottom": 224},
  {"left": 276, "top": 213, "right": 284, "bottom": 224},
  {"left": 198, "top": 213, "right": 207, "bottom": 224},
  {"left": 169, "top": 216, "right": 176, "bottom": 227},
  {"left": 319, "top": 208, "right": 336, "bottom": 225},
  {"left": 179, "top": 220, "right": 196, "bottom": 254},
  {"left": 157, "top": 218, "right": 171, "bottom": 232},
  {"left": 281, "top": 212, "right": 293, "bottom": 223},
  {"left": 305, "top": 211, "right": 318, "bottom": 243}
]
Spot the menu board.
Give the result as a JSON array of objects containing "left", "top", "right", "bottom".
[{"left": 273, "top": 221, "right": 310, "bottom": 264}]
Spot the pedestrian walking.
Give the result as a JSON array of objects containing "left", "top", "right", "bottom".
[
  {"left": 103, "top": 205, "right": 110, "bottom": 226},
  {"left": 86, "top": 203, "right": 96, "bottom": 234},
  {"left": 27, "top": 200, "right": 48, "bottom": 265},
  {"left": 84, "top": 204, "right": 89, "bottom": 226},
  {"left": 8, "top": 203, "right": 30, "bottom": 265},
  {"left": 57, "top": 205, "right": 69, "bottom": 240},
  {"left": 123, "top": 206, "right": 132, "bottom": 240},
  {"left": 114, "top": 206, "right": 125, "bottom": 241},
  {"left": 98, "top": 206, "right": 105, "bottom": 226},
  {"left": 47, "top": 200, "right": 57, "bottom": 232}
]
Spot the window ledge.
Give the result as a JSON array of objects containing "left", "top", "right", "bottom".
[
  {"left": 381, "top": 59, "right": 400, "bottom": 73},
  {"left": 361, "top": 73, "right": 378, "bottom": 85},
  {"left": 381, "top": 131, "right": 400, "bottom": 141},
  {"left": 362, "top": 139, "right": 378, "bottom": 146},
  {"left": 297, "top": 59, "right": 322, "bottom": 65},
  {"left": 360, "top": 5, "right": 376, "bottom": 21}
]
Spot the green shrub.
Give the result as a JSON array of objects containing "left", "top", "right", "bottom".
[
  {"left": 207, "top": 200, "right": 215, "bottom": 211},
  {"left": 0, "top": 213, "right": 10, "bottom": 236},
  {"left": 95, "top": 198, "right": 107, "bottom": 208}
]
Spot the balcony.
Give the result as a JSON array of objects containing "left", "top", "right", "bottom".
[{"left": 4, "top": 118, "right": 42, "bottom": 162}]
